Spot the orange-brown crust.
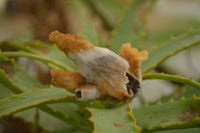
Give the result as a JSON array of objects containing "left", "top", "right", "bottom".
[
  {"left": 77, "top": 84, "right": 97, "bottom": 90},
  {"left": 49, "top": 31, "right": 95, "bottom": 54},
  {"left": 98, "top": 81, "right": 129, "bottom": 100},
  {"left": 51, "top": 69, "right": 85, "bottom": 92},
  {"left": 119, "top": 43, "right": 148, "bottom": 78}
]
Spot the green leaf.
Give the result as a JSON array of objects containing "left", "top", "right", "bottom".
[
  {"left": 47, "top": 103, "right": 92, "bottom": 128},
  {"left": 85, "top": 0, "right": 115, "bottom": 31},
  {"left": 0, "top": 87, "right": 73, "bottom": 119},
  {"left": 110, "top": 0, "right": 156, "bottom": 52},
  {"left": 0, "top": 87, "right": 93, "bottom": 131},
  {"left": 0, "top": 41, "right": 35, "bottom": 53},
  {"left": 0, "top": 69, "right": 23, "bottom": 94},
  {"left": 9, "top": 65, "right": 124, "bottom": 109},
  {"left": 88, "top": 104, "right": 140, "bottom": 133},
  {"left": 0, "top": 51, "right": 71, "bottom": 71},
  {"left": 142, "top": 30, "right": 200, "bottom": 73},
  {"left": 143, "top": 73, "right": 200, "bottom": 89},
  {"left": 133, "top": 96, "right": 200, "bottom": 131},
  {"left": 156, "top": 85, "right": 200, "bottom": 104},
  {"left": 0, "top": 69, "right": 20, "bottom": 99},
  {"left": 0, "top": 87, "right": 121, "bottom": 130},
  {"left": 142, "top": 128, "right": 200, "bottom": 133},
  {"left": 41, "top": 45, "right": 76, "bottom": 71},
  {"left": 52, "top": 125, "right": 90, "bottom": 133},
  {"left": 11, "top": 66, "right": 47, "bottom": 91},
  {"left": 0, "top": 65, "right": 123, "bottom": 130},
  {"left": 73, "top": 0, "right": 99, "bottom": 45},
  {"left": 39, "top": 103, "right": 93, "bottom": 131},
  {"left": 2, "top": 66, "right": 92, "bottom": 130},
  {"left": 0, "top": 40, "right": 76, "bottom": 71}
]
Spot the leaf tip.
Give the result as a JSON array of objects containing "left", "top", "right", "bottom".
[
  {"left": 31, "top": 87, "right": 36, "bottom": 91},
  {"left": 189, "top": 28, "right": 194, "bottom": 33},
  {"left": 156, "top": 100, "right": 162, "bottom": 105},
  {"left": 191, "top": 94, "right": 197, "bottom": 99},
  {"left": 9, "top": 94, "right": 14, "bottom": 97},
  {"left": 168, "top": 98, "right": 174, "bottom": 103},
  {"left": 180, "top": 96, "right": 186, "bottom": 101},
  {"left": 170, "top": 36, "right": 176, "bottom": 40}
]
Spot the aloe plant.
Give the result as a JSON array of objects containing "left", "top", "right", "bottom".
[{"left": 1, "top": 0, "right": 200, "bottom": 132}]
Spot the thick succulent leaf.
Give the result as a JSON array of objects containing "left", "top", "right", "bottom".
[
  {"left": 51, "top": 125, "right": 90, "bottom": 133},
  {"left": 143, "top": 73, "right": 200, "bottom": 89},
  {"left": 39, "top": 103, "right": 93, "bottom": 131},
  {"left": 0, "top": 64, "right": 47, "bottom": 92},
  {"left": 0, "top": 41, "right": 75, "bottom": 71},
  {"left": 156, "top": 85, "right": 200, "bottom": 104},
  {"left": 0, "top": 87, "right": 121, "bottom": 121},
  {"left": 142, "top": 30, "right": 200, "bottom": 73},
  {"left": 88, "top": 104, "right": 140, "bottom": 133},
  {"left": 0, "top": 65, "right": 87, "bottom": 128},
  {"left": 133, "top": 96, "right": 200, "bottom": 131},
  {"left": 110, "top": 0, "right": 156, "bottom": 52},
  {"left": 0, "top": 64, "right": 123, "bottom": 130},
  {"left": 5, "top": 65, "right": 123, "bottom": 107},
  {"left": 72, "top": 0, "right": 99, "bottom": 46},
  {"left": 47, "top": 103, "right": 93, "bottom": 129},
  {"left": 0, "top": 51, "right": 70, "bottom": 71},
  {"left": 142, "top": 128, "right": 200, "bottom": 133},
  {"left": 30, "top": 41, "right": 76, "bottom": 71},
  {"left": 84, "top": 0, "right": 121, "bottom": 30},
  {"left": 0, "top": 69, "right": 20, "bottom": 99},
  {"left": 0, "top": 83, "right": 12, "bottom": 99},
  {"left": 0, "top": 69, "right": 23, "bottom": 94},
  {"left": 1, "top": 66, "right": 92, "bottom": 130},
  {"left": 0, "top": 41, "right": 35, "bottom": 53},
  {"left": 11, "top": 66, "right": 47, "bottom": 91},
  {"left": 143, "top": 18, "right": 200, "bottom": 47},
  {"left": 143, "top": 73, "right": 200, "bottom": 104},
  {"left": 0, "top": 87, "right": 73, "bottom": 119},
  {"left": 41, "top": 45, "right": 76, "bottom": 71}
]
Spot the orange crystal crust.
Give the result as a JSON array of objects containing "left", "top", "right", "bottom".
[
  {"left": 51, "top": 69, "right": 85, "bottom": 92},
  {"left": 49, "top": 31, "right": 95, "bottom": 55},
  {"left": 119, "top": 43, "right": 148, "bottom": 78}
]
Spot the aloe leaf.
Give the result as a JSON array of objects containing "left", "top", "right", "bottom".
[
  {"left": 51, "top": 125, "right": 90, "bottom": 133},
  {"left": 41, "top": 45, "right": 76, "bottom": 70},
  {"left": 0, "top": 87, "right": 119, "bottom": 130},
  {"left": 0, "top": 87, "right": 73, "bottom": 119},
  {"left": 142, "top": 30, "right": 200, "bottom": 73},
  {"left": 39, "top": 103, "right": 93, "bottom": 131},
  {"left": 46, "top": 103, "right": 93, "bottom": 129},
  {"left": 3, "top": 64, "right": 123, "bottom": 108},
  {"left": 0, "top": 40, "right": 76, "bottom": 71},
  {"left": 73, "top": 0, "right": 99, "bottom": 46},
  {"left": 0, "top": 69, "right": 23, "bottom": 94},
  {"left": 142, "top": 128, "right": 200, "bottom": 133},
  {"left": 0, "top": 51, "right": 71, "bottom": 71},
  {"left": 110, "top": 0, "right": 157, "bottom": 53},
  {"left": 29, "top": 41, "right": 76, "bottom": 71},
  {"left": 88, "top": 104, "right": 140, "bottom": 133},
  {"left": 0, "top": 41, "right": 35, "bottom": 53},
  {"left": 133, "top": 96, "right": 200, "bottom": 131},
  {"left": 11, "top": 66, "right": 47, "bottom": 91},
  {"left": 158, "top": 85, "right": 200, "bottom": 104},
  {"left": 85, "top": 0, "right": 114, "bottom": 30},
  {"left": 143, "top": 73, "right": 200, "bottom": 89},
  {"left": 1, "top": 66, "right": 92, "bottom": 130}
]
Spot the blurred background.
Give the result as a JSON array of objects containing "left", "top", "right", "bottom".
[{"left": 0, "top": 0, "right": 200, "bottom": 132}]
